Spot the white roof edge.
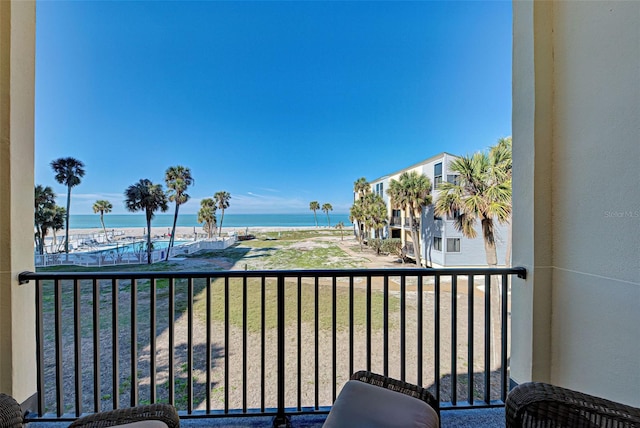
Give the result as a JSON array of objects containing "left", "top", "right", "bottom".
[{"left": 369, "top": 151, "right": 459, "bottom": 183}]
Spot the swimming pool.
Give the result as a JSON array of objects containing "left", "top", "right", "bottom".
[{"left": 86, "top": 239, "right": 190, "bottom": 255}]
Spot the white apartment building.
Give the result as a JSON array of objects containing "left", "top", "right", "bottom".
[{"left": 367, "top": 152, "right": 509, "bottom": 267}]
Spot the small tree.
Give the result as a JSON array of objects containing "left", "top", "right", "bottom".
[
  {"left": 335, "top": 221, "right": 345, "bottom": 240},
  {"left": 322, "top": 203, "right": 333, "bottom": 227},
  {"left": 51, "top": 157, "right": 85, "bottom": 254},
  {"left": 387, "top": 171, "right": 432, "bottom": 267},
  {"left": 214, "top": 191, "right": 231, "bottom": 237},
  {"left": 165, "top": 165, "right": 194, "bottom": 259},
  {"left": 124, "top": 179, "right": 169, "bottom": 264},
  {"left": 198, "top": 198, "right": 217, "bottom": 239},
  {"left": 309, "top": 201, "right": 320, "bottom": 227},
  {"left": 92, "top": 200, "right": 113, "bottom": 241}
]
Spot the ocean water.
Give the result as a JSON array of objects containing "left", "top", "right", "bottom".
[{"left": 69, "top": 213, "right": 353, "bottom": 230}]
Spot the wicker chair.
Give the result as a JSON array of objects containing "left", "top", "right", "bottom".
[
  {"left": 0, "top": 393, "right": 178, "bottom": 428},
  {"left": 350, "top": 370, "right": 440, "bottom": 419},
  {"left": 0, "top": 394, "right": 23, "bottom": 428},
  {"left": 324, "top": 370, "right": 439, "bottom": 427},
  {"left": 506, "top": 382, "right": 640, "bottom": 428},
  {"left": 69, "top": 404, "right": 180, "bottom": 428}
]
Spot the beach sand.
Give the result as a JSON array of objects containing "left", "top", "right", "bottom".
[{"left": 68, "top": 225, "right": 322, "bottom": 241}]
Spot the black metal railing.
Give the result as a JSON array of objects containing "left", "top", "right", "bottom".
[
  {"left": 19, "top": 267, "right": 525, "bottom": 422},
  {"left": 389, "top": 216, "right": 402, "bottom": 226}
]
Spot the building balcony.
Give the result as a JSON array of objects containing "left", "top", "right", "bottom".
[{"left": 18, "top": 267, "right": 524, "bottom": 426}]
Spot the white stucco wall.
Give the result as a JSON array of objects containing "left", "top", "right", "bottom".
[
  {"left": 0, "top": 0, "right": 37, "bottom": 401},
  {"left": 512, "top": 0, "right": 640, "bottom": 406}
]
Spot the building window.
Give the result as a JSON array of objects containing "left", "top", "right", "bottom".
[
  {"left": 374, "top": 182, "right": 384, "bottom": 197},
  {"left": 434, "top": 162, "right": 443, "bottom": 189},
  {"left": 446, "top": 208, "right": 460, "bottom": 220},
  {"left": 446, "top": 238, "right": 461, "bottom": 252},
  {"left": 447, "top": 174, "right": 459, "bottom": 185},
  {"left": 433, "top": 237, "right": 442, "bottom": 251}
]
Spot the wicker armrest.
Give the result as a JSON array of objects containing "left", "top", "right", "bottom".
[
  {"left": 0, "top": 393, "right": 23, "bottom": 428},
  {"left": 350, "top": 370, "right": 439, "bottom": 416},
  {"left": 68, "top": 404, "right": 179, "bottom": 428},
  {"left": 506, "top": 382, "right": 640, "bottom": 428}
]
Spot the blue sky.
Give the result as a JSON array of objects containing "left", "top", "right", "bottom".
[{"left": 35, "top": 1, "right": 512, "bottom": 215}]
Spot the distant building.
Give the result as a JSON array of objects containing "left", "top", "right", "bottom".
[{"left": 364, "top": 152, "right": 509, "bottom": 267}]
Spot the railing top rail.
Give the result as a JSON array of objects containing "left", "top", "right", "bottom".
[{"left": 19, "top": 266, "right": 526, "bottom": 283}]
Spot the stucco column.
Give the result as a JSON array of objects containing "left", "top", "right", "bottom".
[
  {"left": 510, "top": 0, "right": 553, "bottom": 385},
  {"left": 0, "top": 0, "right": 37, "bottom": 402}
]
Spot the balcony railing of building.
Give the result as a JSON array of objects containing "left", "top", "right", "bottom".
[
  {"left": 19, "top": 267, "right": 525, "bottom": 425},
  {"left": 389, "top": 216, "right": 402, "bottom": 227}
]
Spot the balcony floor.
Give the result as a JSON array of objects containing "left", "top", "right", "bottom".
[{"left": 27, "top": 408, "right": 505, "bottom": 427}]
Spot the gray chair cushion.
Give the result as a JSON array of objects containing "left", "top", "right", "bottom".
[{"left": 323, "top": 380, "right": 439, "bottom": 428}]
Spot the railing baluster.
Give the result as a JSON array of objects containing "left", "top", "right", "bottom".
[
  {"left": 314, "top": 276, "right": 320, "bottom": 410},
  {"left": 55, "top": 279, "right": 63, "bottom": 417},
  {"left": 417, "top": 275, "right": 423, "bottom": 387},
  {"left": 168, "top": 277, "right": 175, "bottom": 406},
  {"left": 187, "top": 277, "right": 193, "bottom": 413},
  {"left": 400, "top": 275, "right": 406, "bottom": 381},
  {"left": 383, "top": 275, "right": 389, "bottom": 377},
  {"left": 206, "top": 276, "right": 212, "bottom": 413},
  {"left": 92, "top": 278, "right": 100, "bottom": 413},
  {"left": 434, "top": 274, "right": 441, "bottom": 404},
  {"left": 260, "top": 277, "right": 266, "bottom": 413},
  {"left": 130, "top": 278, "right": 138, "bottom": 407},
  {"left": 74, "top": 279, "right": 83, "bottom": 415},
  {"left": 501, "top": 273, "right": 509, "bottom": 402},
  {"left": 275, "top": 275, "right": 286, "bottom": 425},
  {"left": 112, "top": 278, "right": 119, "bottom": 409},
  {"left": 468, "top": 275, "right": 474, "bottom": 405},
  {"left": 297, "top": 276, "right": 302, "bottom": 411},
  {"left": 366, "top": 275, "right": 371, "bottom": 372},
  {"left": 149, "top": 278, "right": 156, "bottom": 404},
  {"left": 224, "top": 277, "right": 229, "bottom": 414},
  {"left": 242, "top": 276, "right": 247, "bottom": 412},
  {"left": 451, "top": 274, "right": 458, "bottom": 406},
  {"left": 484, "top": 274, "right": 491, "bottom": 404},
  {"left": 349, "top": 276, "right": 354, "bottom": 378},
  {"left": 36, "top": 279, "right": 44, "bottom": 416},
  {"left": 332, "top": 276, "right": 337, "bottom": 403}
]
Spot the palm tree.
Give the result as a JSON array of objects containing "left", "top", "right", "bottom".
[
  {"left": 353, "top": 177, "right": 370, "bottom": 199},
  {"left": 92, "top": 200, "right": 113, "bottom": 241},
  {"left": 351, "top": 178, "right": 370, "bottom": 241},
  {"left": 51, "top": 157, "right": 85, "bottom": 254},
  {"left": 364, "top": 194, "right": 388, "bottom": 239},
  {"left": 197, "top": 198, "right": 217, "bottom": 239},
  {"left": 434, "top": 146, "right": 511, "bottom": 266},
  {"left": 124, "top": 179, "right": 169, "bottom": 264},
  {"left": 386, "top": 171, "right": 432, "bottom": 267},
  {"left": 490, "top": 137, "right": 513, "bottom": 265},
  {"left": 349, "top": 200, "right": 366, "bottom": 250},
  {"left": 214, "top": 191, "right": 231, "bottom": 237},
  {"left": 34, "top": 185, "right": 56, "bottom": 255},
  {"left": 322, "top": 203, "right": 333, "bottom": 227},
  {"left": 335, "top": 221, "right": 345, "bottom": 240},
  {"left": 309, "top": 201, "right": 320, "bottom": 227},
  {"left": 165, "top": 166, "right": 194, "bottom": 259},
  {"left": 49, "top": 206, "right": 66, "bottom": 252}
]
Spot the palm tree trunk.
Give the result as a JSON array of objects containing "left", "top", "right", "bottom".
[
  {"left": 409, "top": 212, "right": 422, "bottom": 267},
  {"left": 65, "top": 186, "right": 71, "bottom": 256},
  {"left": 100, "top": 213, "right": 108, "bottom": 242},
  {"left": 146, "top": 214, "right": 152, "bottom": 264},
  {"left": 313, "top": 211, "right": 318, "bottom": 227},
  {"left": 218, "top": 209, "right": 225, "bottom": 237},
  {"left": 168, "top": 203, "right": 179, "bottom": 260}
]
